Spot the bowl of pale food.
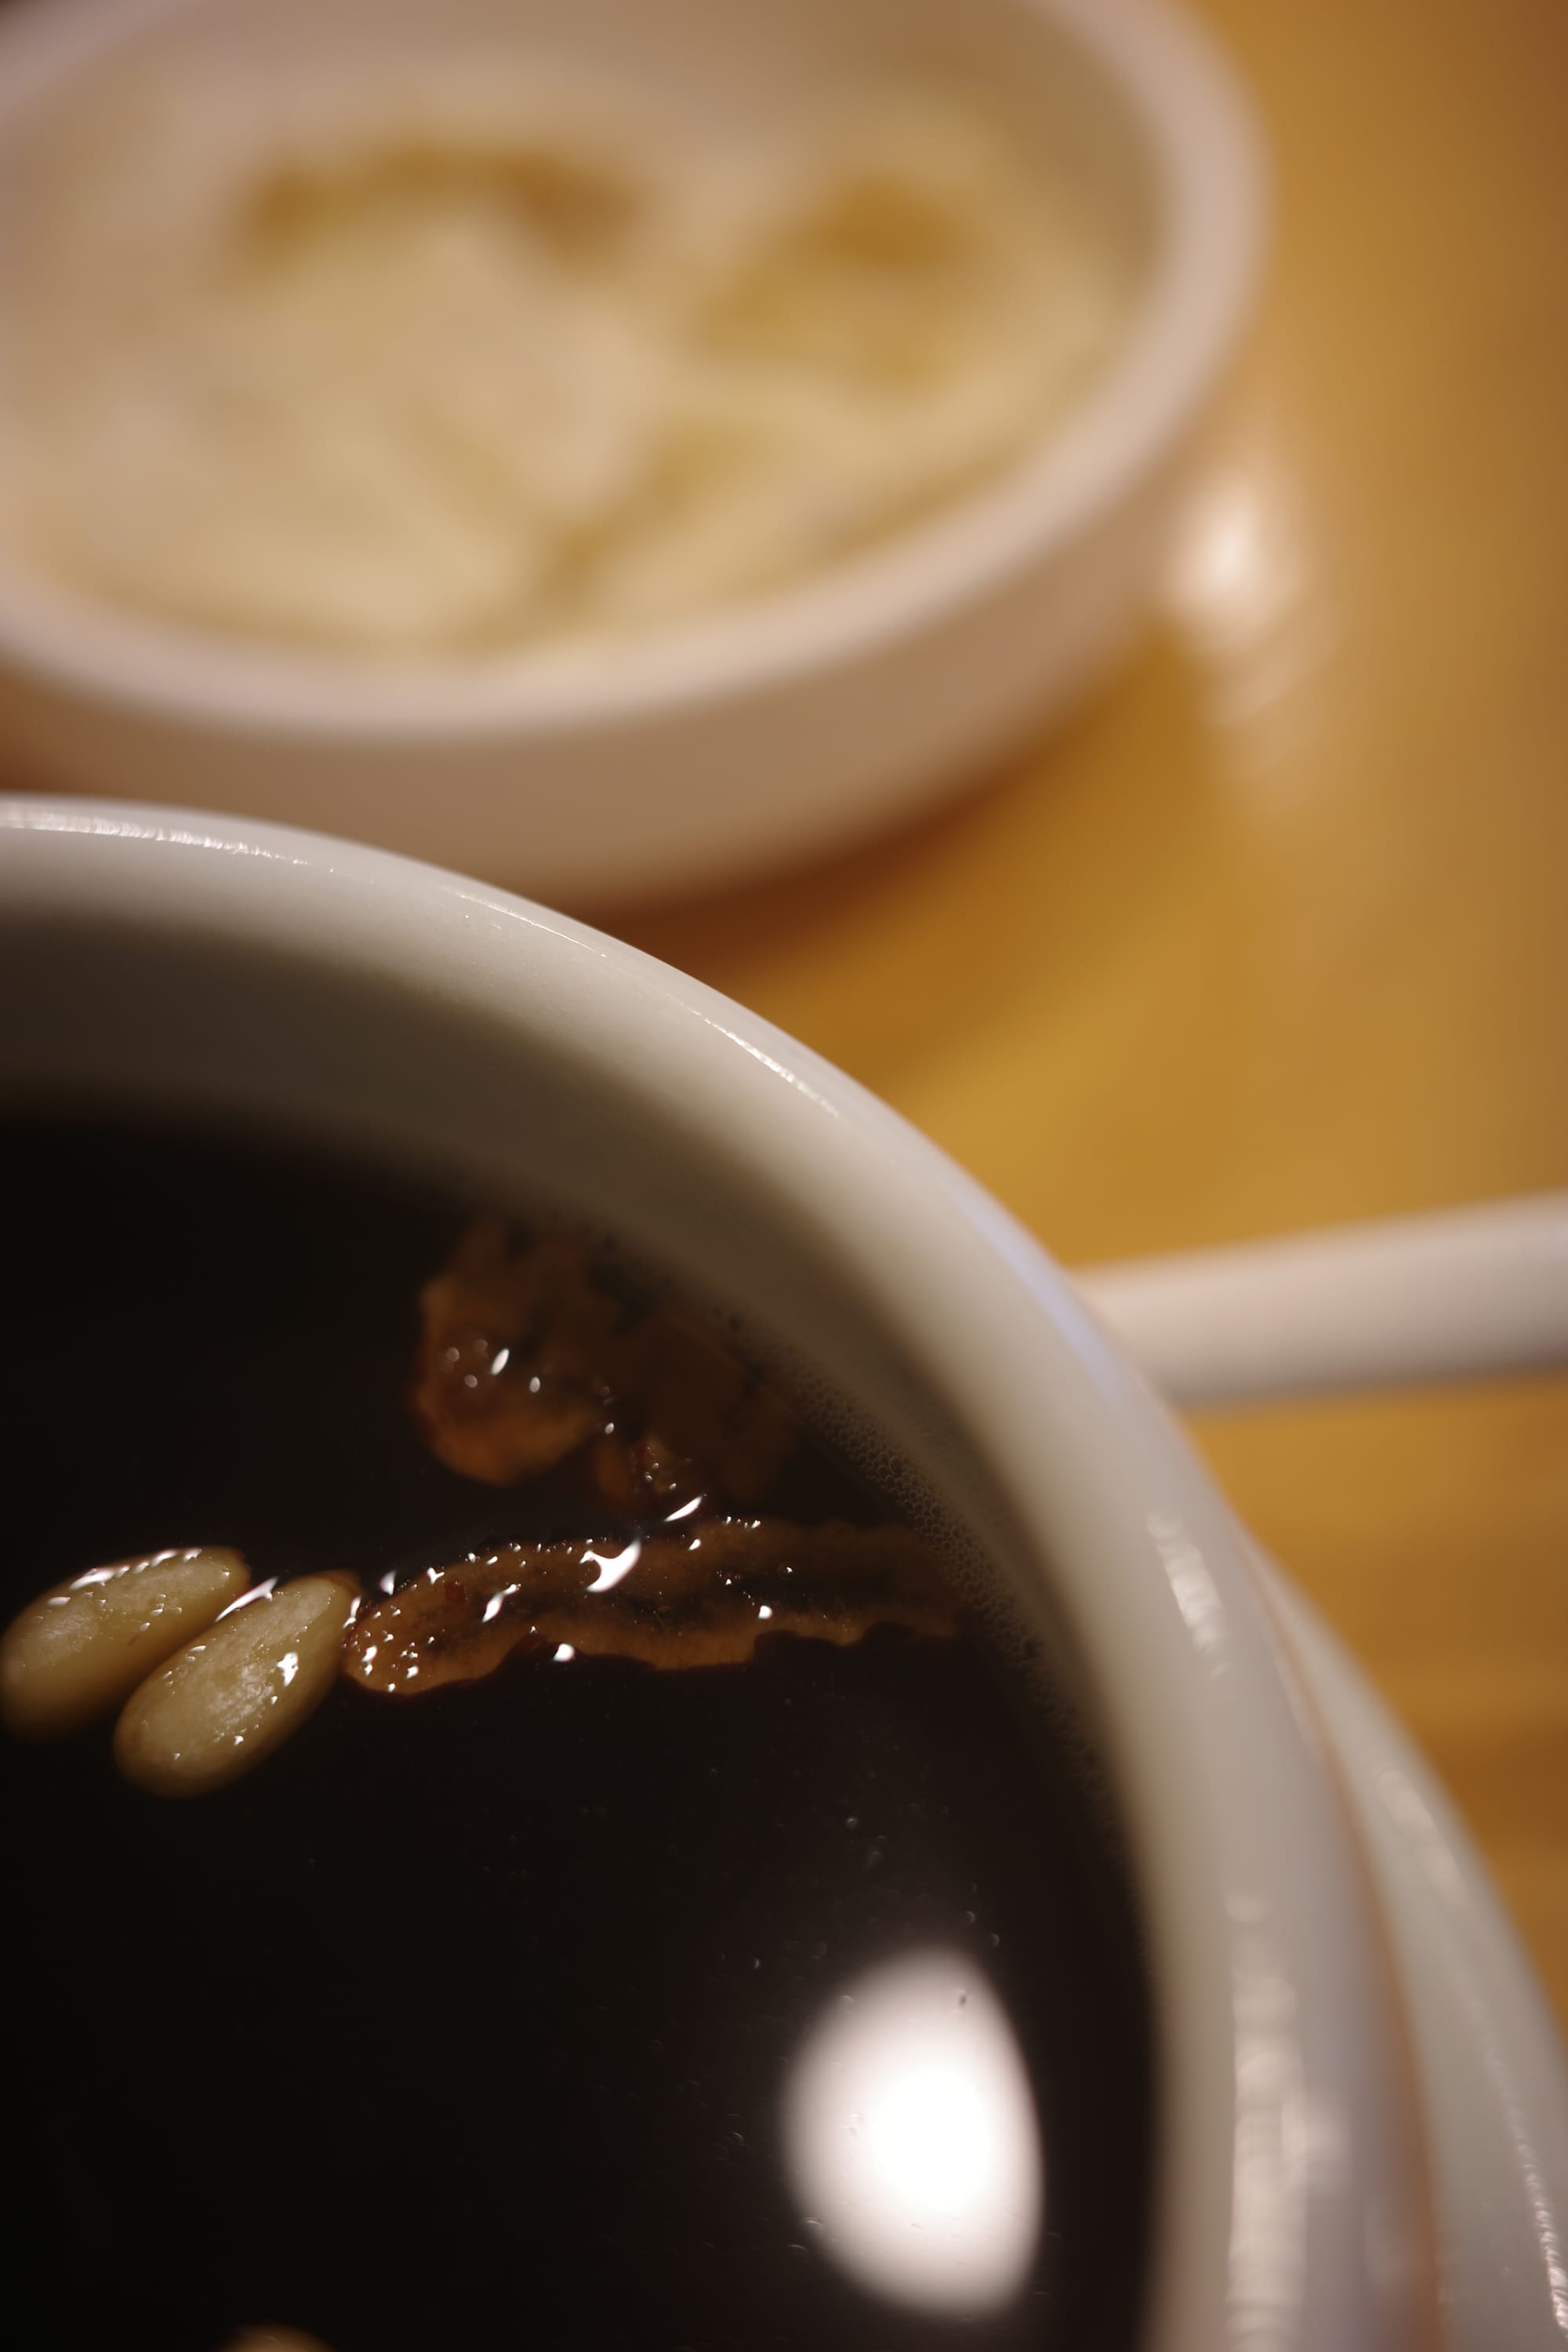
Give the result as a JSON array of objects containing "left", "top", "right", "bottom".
[{"left": 0, "top": 0, "right": 1263, "bottom": 906}]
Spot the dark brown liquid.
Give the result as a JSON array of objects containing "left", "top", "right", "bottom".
[{"left": 1, "top": 1119, "right": 1151, "bottom": 2352}]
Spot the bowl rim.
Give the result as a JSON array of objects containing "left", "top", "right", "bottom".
[
  {"left": 0, "top": 0, "right": 1265, "bottom": 738},
  {"left": 0, "top": 797, "right": 1431, "bottom": 2350}
]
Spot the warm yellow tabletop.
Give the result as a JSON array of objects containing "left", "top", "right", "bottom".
[{"left": 620, "top": 0, "right": 1568, "bottom": 2021}]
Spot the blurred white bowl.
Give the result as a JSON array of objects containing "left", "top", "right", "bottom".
[{"left": 0, "top": 0, "right": 1265, "bottom": 906}]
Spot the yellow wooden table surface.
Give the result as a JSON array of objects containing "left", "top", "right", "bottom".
[{"left": 617, "top": 0, "right": 1568, "bottom": 2022}]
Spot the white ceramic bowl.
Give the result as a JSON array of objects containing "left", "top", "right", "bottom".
[
  {"left": 0, "top": 0, "right": 1264, "bottom": 906},
  {"left": 0, "top": 798, "right": 1429, "bottom": 2349}
]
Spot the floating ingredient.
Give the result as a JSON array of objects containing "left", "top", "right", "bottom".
[
  {"left": 412, "top": 1215, "right": 796, "bottom": 1502},
  {"left": 0, "top": 1544, "right": 251, "bottom": 1739},
  {"left": 344, "top": 1518, "right": 957, "bottom": 1692},
  {"left": 114, "top": 1573, "right": 358, "bottom": 1796}
]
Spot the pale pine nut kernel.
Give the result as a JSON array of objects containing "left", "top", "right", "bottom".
[
  {"left": 0, "top": 1547, "right": 251, "bottom": 1740},
  {"left": 114, "top": 1575, "right": 355, "bottom": 1798}
]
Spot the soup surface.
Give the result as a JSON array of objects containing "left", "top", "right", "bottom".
[{"left": 0, "top": 1118, "right": 1150, "bottom": 2352}]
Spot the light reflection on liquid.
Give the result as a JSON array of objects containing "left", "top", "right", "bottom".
[
  {"left": 782, "top": 1946, "right": 1043, "bottom": 2318},
  {"left": 583, "top": 1538, "right": 642, "bottom": 1594}
]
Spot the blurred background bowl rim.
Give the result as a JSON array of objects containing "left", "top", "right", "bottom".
[{"left": 0, "top": 0, "right": 1266, "bottom": 742}]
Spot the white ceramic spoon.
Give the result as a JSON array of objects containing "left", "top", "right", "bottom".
[{"left": 1076, "top": 1192, "right": 1568, "bottom": 1406}]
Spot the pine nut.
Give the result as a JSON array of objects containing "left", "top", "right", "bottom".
[
  {"left": 0, "top": 1547, "right": 250, "bottom": 1740},
  {"left": 114, "top": 1575, "right": 355, "bottom": 1798}
]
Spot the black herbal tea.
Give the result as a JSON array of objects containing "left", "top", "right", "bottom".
[{"left": 1, "top": 1118, "right": 1152, "bottom": 2352}]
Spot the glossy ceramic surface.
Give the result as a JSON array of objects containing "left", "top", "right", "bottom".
[
  {"left": 1271, "top": 1565, "right": 1568, "bottom": 2352},
  {"left": 0, "top": 797, "right": 1431, "bottom": 2350}
]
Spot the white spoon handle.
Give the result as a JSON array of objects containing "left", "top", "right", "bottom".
[{"left": 1074, "top": 1194, "right": 1568, "bottom": 1407}]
